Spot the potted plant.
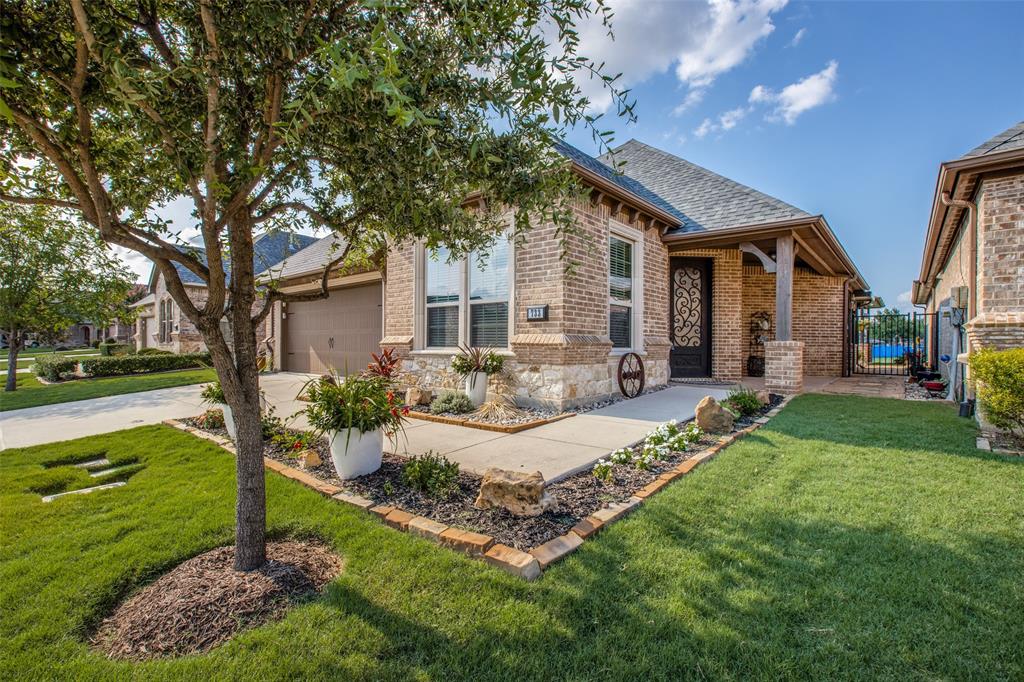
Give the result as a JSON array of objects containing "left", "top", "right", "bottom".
[
  {"left": 304, "top": 373, "right": 408, "bottom": 479},
  {"left": 200, "top": 380, "right": 234, "bottom": 440},
  {"left": 451, "top": 346, "right": 504, "bottom": 407}
]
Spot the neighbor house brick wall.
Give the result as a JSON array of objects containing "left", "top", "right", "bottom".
[
  {"left": 667, "top": 247, "right": 743, "bottom": 381},
  {"left": 742, "top": 266, "right": 846, "bottom": 376}
]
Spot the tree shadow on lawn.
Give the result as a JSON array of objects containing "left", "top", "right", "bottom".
[{"left": 517, "top": 508, "right": 1024, "bottom": 680}]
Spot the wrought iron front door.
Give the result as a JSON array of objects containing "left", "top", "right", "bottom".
[{"left": 669, "top": 258, "right": 711, "bottom": 378}]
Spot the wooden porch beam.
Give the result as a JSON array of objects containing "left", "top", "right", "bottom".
[
  {"left": 792, "top": 231, "right": 837, "bottom": 277},
  {"left": 775, "top": 234, "right": 794, "bottom": 342},
  {"left": 589, "top": 189, "right": 605, "bottom": 206}
]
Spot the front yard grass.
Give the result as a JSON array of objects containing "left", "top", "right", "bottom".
[
  {"left": 0, "top": 368, "right": 216, "bottom": 412},
  {"left": 1, "top": 395, "right": 1021, "bottom": 680}
]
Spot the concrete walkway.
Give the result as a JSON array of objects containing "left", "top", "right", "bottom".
[{"left": 385, "top": 384, "right": 732, "bottom": 481}]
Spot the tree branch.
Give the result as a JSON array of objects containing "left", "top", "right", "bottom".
[
  {"left": 0, "top": 192, "right": 80, "bottom": 209},
  {"left": 252, "top": 200, "right": 331, "bottom": 226},
  {"left": 252, "top": 238, "right": 353, "bottom": 325}
]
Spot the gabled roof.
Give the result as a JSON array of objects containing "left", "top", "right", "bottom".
[
  {"left": 148, "top": 231, "right": 316, "bottom": 289},
  {"left": 962, "top": 120, "right": 1024, "bottom": 158},
  {"left": 599, "top": 139, "right": 812, "bottom": 236},
  {"left": 258, "top": 232, "right": 348, "bottom": 281},
  {"left": 553, "top": 140, "right": 691, "bottom": 228}
]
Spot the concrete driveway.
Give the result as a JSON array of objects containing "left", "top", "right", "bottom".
[{"left": 0, "top": 373, "right": 313, "bottom": 451}]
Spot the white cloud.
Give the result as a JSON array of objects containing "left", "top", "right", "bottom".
[
  {"left": 748, "top": 60, "right": 838, "bottom": 124},
  {"left": 566, "top": 0, "right": 788, "bottom": 114},
  {"left": 693, "top": 118, "right": 715, "bottom": 139},
  {"left": 718, "top": 106, "right": 748, "bottom": 130},
  {"left": 789, "top": 27, "right": 807, "bottom": 47},
  {"left": 897, "top": 290, "right": 912, "bottom": 305}
]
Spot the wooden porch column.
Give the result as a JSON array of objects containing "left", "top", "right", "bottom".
[{"left": 775, "top": 234, "right": 794, "bottom": 341}]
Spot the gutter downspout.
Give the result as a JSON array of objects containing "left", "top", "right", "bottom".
[{"left": 938, "top": 192, "right": 977, "bottom": 403}]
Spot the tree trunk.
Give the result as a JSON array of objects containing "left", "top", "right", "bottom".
[{"left": 5, "top": 331, "right": 21, "bottom": 392}]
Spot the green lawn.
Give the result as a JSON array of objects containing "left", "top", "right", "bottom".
[
  {"left": 1, "top": 395, "right": 1021, "bottom": 680},
  {"left": 0, "top": 368, "right": 216, "bottom": 412},
  {"left": 0, "top": 357, "right": 36, "bottom": 371}
]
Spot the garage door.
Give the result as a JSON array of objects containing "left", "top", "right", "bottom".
[{"left": 283, "top": 282, "right": 382, "bottom": 375}]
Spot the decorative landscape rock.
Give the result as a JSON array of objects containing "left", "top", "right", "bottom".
[
  {"left": 695, "top": 396, "right": 735, "bottom": 434},
  {"left": 474, "top": 468, "right": 556, "bottom": 517},
  {"left": 296, "top": 449, "right": 321, "bottom": 469},
  {"left": 405, "top": 386, "right": 433, "bottom": 406},
  {"left": 755, "top": 390, "right": 770, "bottom": 405}
]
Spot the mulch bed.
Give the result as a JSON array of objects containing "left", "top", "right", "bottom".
[
  {"left": 182, "top": 392, "right": 778, "bottom": 551},
  {"left": 92, "top": 540, "right": 343, "bottom": 660}
]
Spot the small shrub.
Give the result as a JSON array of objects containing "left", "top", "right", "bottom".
[
  {"left": 99, "top": 342, "right": 133, "bottom": 357},
  {"left": 592, "top": 459, "right": 613, "bottom": 482},
  {"left": 634, "top": 451, "right": 657, "bottom": 470},
  {"left": 137, "top": 347, "right": 173, "bottom": 356},
  {"left": 79, "top": 352, "right": 211, "bottom": 377},
  {"left": 401, "top": 451, "right": 459, "bottom": 498},
  {"left": 364, "top": 347, "right": 400, "bottom": 381},
  {"left": 196, "top": 409, "right": 225, "bottom": 430},
  {"left": 33, "top": 355, "right": 77, "bottom": 382},
  {"left": 724, "top": 388, "right": 763, "bottom": 417},
  {"left": 304, "top": 373, "right": 408, "bottom": 437},
  {"left": 200, "top": 380, "right": 226, "bottom": 405},
  {"left": 260, "top": 405, "right": 285, "bottom": 439},
  {"left": 970, "top": 348, "right": 1024, "bottom": 434},
  {"left": 272, "top": 430, "right": 316, "bottom": 454},
  {"left": 430, "top": 390, "right": 474, "bottom": 415},
  {"left": 643, "top": 420, "right": 703, "bottom": 453},
  {"left": 90, "top": 339, "right": 101, "bottom": 348},
  {"left": 609, "top": 447, "right": 633, "bottom": 464}
]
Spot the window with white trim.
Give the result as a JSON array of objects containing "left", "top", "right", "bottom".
[
  {"left": 423, "top": 239, "right": 511, "bottom": 349},
  {"left": 609, "top": 235, "right": 634, "bottom": 349}
]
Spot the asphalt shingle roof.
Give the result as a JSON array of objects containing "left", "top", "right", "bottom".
[
  {"left": 554, "top": 140, "right": 693, "bottom": 227},
  {"left": 258, "top": 232, "right": 348, "bottom": 281},
  {"left": 962, "top": 121, "right": 1024, "bottom": 159},
  {"left": 155, "top": 231, "right": 316, "bottom": 287},
  {"left": 599, "top": 139, "right": 812, "bottom": 235}
]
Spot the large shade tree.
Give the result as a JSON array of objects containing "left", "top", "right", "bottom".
[
  {"left": 0, "top": 203, "right": 136, "bottom": 391},
  {"left": 0, "top": 0, "right": 631, "bottom": 570}
]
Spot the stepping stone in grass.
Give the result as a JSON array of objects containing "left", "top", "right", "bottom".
[
  {"left": 73, "top": 458, "right": 111, "bottom": 470},
  {"left": 89, "top": 466, "right": 135, "bottom": 478},
  {"left": 42, "top": 481, "right": 126, "bottom": 503}
]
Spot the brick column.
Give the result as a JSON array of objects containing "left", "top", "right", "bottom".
[{"left": 765, "top": 341, "right": 804, "bottom": 395}]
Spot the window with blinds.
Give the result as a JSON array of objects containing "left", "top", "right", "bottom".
[
  {"left": 609, "top": 236, "right": 633, "bottom": 348},
  {"left": 469, "top": 239, "right": 509, "bottom": 347},
  {"left": 425, "top": 247, "right": 460, "bottom": 348}
]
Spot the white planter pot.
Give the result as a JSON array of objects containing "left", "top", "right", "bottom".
[
  {"left": 465, "top": 371, "right": 488, "bottom": 407},
  {"left": 328, "top": 429, "right": 383, "bottom": 479},
  {"left": 218, "top": 403, "right": 237, "bottom": 441}
]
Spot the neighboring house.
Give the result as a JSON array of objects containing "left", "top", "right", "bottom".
[
  {"left": 263, "top": 139, "right": 868, "bottom": 409},
  {"left": 911, "top": 121, "right": 1024, "bottom": 402},
  {"left": 134, "top": 231, "right": 316, "bottom": 353}
]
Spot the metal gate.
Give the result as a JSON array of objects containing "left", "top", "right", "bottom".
[{"left": 848, "top": 309, "right": 933, "bottom": 376}]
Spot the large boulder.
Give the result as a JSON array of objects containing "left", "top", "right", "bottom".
[
  {"left": 695, "top": 396, "right": 735, "bottom": 434},
  {"left": 474, "top": 468, "right": 556, "bottom": 517},
  {"left": 405, "top": 386, "right": 433, "bottom": 406}
]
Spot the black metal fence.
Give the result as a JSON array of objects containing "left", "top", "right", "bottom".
[{"left": 848, "top": 309, "right": 935, "bottom": 376}]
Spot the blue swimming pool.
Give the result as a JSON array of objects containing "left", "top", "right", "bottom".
[{"left": 872, "top": 343, "right": 912, "bottom": 359}]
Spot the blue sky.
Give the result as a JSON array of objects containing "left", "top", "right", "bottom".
[{"left": 562, "top": 0, "right": 1024, "bottom": 310}]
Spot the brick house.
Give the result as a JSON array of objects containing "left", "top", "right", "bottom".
[
  {"left": 134, "top": 231, "right": 315, "bottom": 353},
  {"left": 264, "top": 139, "right": 867, "bottom": 409},
  {"left": 911, "top": 121, "right": 1024, "bottom": 401}
]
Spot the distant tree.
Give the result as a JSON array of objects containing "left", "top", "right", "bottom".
[
  {"left": 0, "top": 203, "right": 135, "bottom": 391},
  {"left": 0, "top": 1, "right": 631, "bottom": 570}
]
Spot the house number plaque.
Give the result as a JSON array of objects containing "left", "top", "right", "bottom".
[{"left": 526, "top": 305, "right": 549, "bottom": 322}]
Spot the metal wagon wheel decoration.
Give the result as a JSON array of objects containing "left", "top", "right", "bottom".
[{"left": 617, "top": 352, "right": 645, "bottom": 398}]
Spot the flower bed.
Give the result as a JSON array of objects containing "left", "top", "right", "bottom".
[{"left": 183, "top": 414, "right": 719, "bottom": 550}]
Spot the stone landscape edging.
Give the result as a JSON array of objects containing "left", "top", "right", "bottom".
[
  {"left": 162, "top": 394, "right": 793, "bottom": 581},
  {"left": 405, "top": 410, "right": 575, "bottom": 433}
]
